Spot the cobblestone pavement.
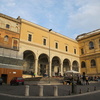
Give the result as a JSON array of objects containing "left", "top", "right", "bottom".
[{"left": 0, "top": 82, "right": 100, "bottom": 96}]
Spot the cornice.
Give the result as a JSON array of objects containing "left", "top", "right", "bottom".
[
  {"left": 0, "top": 13, "right": 20, "bottom": 23},
  {"left": 76, "top": 29, "right": 100, "bottom": 41},
  {"left": 0, "top": 27, "right": 20, "bottom": 34},
  {"left": 80, "top": 52, "right": 100, "bottom": 58},
  {"left": 20, "top": 39, "right": 79, "bottom": 58}
]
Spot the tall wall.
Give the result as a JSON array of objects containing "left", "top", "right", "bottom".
[
  {"left": 0, "top": 13, "right": 23, "bottom": 84},
  {"left": 19, "top": 19, "right": 80, "bottom": 76},
  {"left": 76, "top": 29, "right": 100, "bottom": 75}
]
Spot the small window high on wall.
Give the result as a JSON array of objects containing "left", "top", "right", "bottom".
[
  {"left": 4, "top": 35, "right": 9, "bottom": 42},
  {"left": 55, "top": 42, "right": 58, "bottom": 49},
  {"left": 43, "top": 38, "right": 46, "bottom": 45},
  {"left": 81, "top": 61, "right": 86, "bottom": 68},
  {"left": 28, "top": 34, "right": 32, "bottom": 41},
  {"left": 74, "top": 49, "right": 76, "bottom": 54},
  {"left": 91, "top": 59, "right": 96, "bottom": 67},
  {"left": 89, "top": 41, "right": 94, "bottom": 49},
  {"left": 13, "top": 40, "right": 18, "bottom": 50},
  {"left": 6, "top": 24, "right": 10, "bottom": 28},
  {"left": 65, "top": 46, "right": 68, "bottom": 52},
  {"left": 81, "top": 48, "right": 84, "bottom": 54},
  {"left": 99, "top": 39, "right": 100, "bottom": 47}
]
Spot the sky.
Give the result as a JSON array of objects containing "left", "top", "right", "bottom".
[{"left": 0, "top": 0, "right": 100, "bottom": 39}]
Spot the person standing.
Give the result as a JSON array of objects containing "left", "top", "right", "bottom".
[
  {"left": 86, "top": 76, "right": 89, "bottom": 85},
  {"left": 34, "top": 72, "right": 36, "bottom": 77},
  {"left": 82, "top": 75, "right": 86, "bottom": 85}
]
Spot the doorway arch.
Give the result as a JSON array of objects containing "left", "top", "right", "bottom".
[
  {"left": 63, "top": 59, "right": 71, "bottom": 73},
  {"left": 38, "top": 53, "right": 49, "bottom": 76},
  {"left": 72, "top": 60, "right": 79, "bottom": 71},
  {"left": 23, "top": 50, "right": 35, "bottom": 72},
  {"left": 52, "top": 56, "right": 61, "bottom": 76}
]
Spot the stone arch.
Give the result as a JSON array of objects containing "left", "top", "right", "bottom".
[
  {"left": 81, "top": 61, "right": 86, "bottom": 68},
  {"left": 89, "top": 41, "right": 94, "bottom": 49},
  {"left": 16, "top": 26, "right": 19, "bottom": 33},
  {"left": 23, "top": 50, "right": 36, "bottom": 73},
  {"left": 52, "top": 56, "right": 61, "bottom": 76},
  {"left": 63, "top": 59, "right": 71, "bottom": 73},
  {"left": 38, "top": 53, "right": 49, "bottom": 76},
  {"left": 72, "top": 60, "right": 79, "bottom": 71},
  {"left": 6, "top": 21, "right": 11, "bottom": 29},
  {"left": 91, "top": 59, "right": 96, "bottom": 67}
]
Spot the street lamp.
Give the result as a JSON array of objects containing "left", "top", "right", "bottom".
[{"left": 48, "top": 29, "right": 52, "bottom": 83}]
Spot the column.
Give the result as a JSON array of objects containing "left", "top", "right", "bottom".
[
  {"left": 60, "top": 63, "right": 63, "bottom": 76},
  {"left": 49, "top": 61, "right": 52, "bottom": 77},
  {"left": 35, "top": 59, "right": 38, "bottom": 76},
  {"left": 70, "top": 63, "right": 73, "bottom": 70}
]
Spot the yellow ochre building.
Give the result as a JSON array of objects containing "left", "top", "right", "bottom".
[{"left": 0, "top": 13, "right": 100, "bottom": 83}]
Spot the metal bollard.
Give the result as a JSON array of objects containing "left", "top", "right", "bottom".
[
  {"left": 79, "top": 89, "right": 82, "bottom": 94},
  {"left": 68, "top": 90, "right": 71, "bottom": 95},
  {"left": 72, "top": 83, "right": 77, "bottom": 94},
  {"left": 94, "top": 86, "right": 96, "bottom": 91},
  {"left": 39, "top": 85, "right": 43, "bottom": 96},
  {"left": 54, "top": 86, "right": 58, "bottom": 96},
  {"left": 25, "top": 85, "right": 29, "bottom": 96},
  {"left": 87, "top": 88, "right": 90, "bottom": 92}
]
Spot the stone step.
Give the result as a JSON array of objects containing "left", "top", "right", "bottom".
[{"left": 24, "top": 77, "right": 64, "bottom": 81}]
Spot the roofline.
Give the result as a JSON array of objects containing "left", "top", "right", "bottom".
[
  {"left": 76, "top": 29, "right": 100, "bottom": 41},
  {"left": 21, "top": 19, "right": 78, "bottom": 43},
  {"left": 0, "top": 13, "right": 20, "bottom": 23}
]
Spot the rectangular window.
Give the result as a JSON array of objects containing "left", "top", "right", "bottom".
[
  {"left": 6, "top": 24, "right": 10, "bottom": 28},
  {"left": 55, "top": 42, "right": 58, "bottom": 49},
  {"left": 74, "top": 49, "right": 76, "bottom": 54},
  {"left": 65, "top": 46, "right": 68, "bottom": 52},
  {"left": 43, "top": 38, "right": 46, "bottom": 45},
  {"left": 81, "top": 48, "right": 84, "bottom": 54},
  {"left": 12, "top": 39, "right": 18, "bottom": 50},
  {"left": 99, "top": 39, "right": 100, "bottom": 48},
  {"left": 28, "top": 34, "right": 32, "bottom": 41}
]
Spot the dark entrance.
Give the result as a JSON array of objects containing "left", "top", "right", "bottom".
[
  {"left": 40, "top": 64, "right": 46, "bottom": 75},
  {"left": 1, "top": 74, "right": 8, "bottom": 83}
]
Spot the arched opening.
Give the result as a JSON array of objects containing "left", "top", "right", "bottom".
[
  {"left": 23, "top": 50, "right": 35, "bottom": 74},
  {"left": 63, "top": 59, "right": 71, "bottom": 73},
  {"left": 91, "top": 59, "right": 96, "bottom": 67},
  {"left": 81, "top": 61, "right": 86, "bottom": 68},
  {"left": 52, "top": 56, "right": 61, "bottom": 76},
  {"left": 38, "top": 54, "right": 49, "bottom": 76},
  {"left": 89, "top": 41, "right": 94, "bottom": 49},
  {"left": 4, "top": 35, "right": 9, "bottom": 42},
  {"left": 72, "top": 61, "right": 79, "bottom": 71}
]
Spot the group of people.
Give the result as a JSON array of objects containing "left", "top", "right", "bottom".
[
  {"left": 31, "top": 71, "right": 36, "bottom": 78},
  {"left": 82, "top": 75, "right": 89, "bottom": 85}
]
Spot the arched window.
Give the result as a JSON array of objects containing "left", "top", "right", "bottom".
[
  {"left": 81, "top": 48, "right": 84, "bottom": 54},
  {"left": 16, "top": 26, "right": 19, "bottom": 32},
  {"left": 91, "top": 59, "right": 96, "bottom": 67},
  {"left": 4, "top": 35, "right": 9, "bottom": 42},
  {"left": 89, "top": 41, "right": 94, "bottom": 49},
  {"left": 13, "top": 39, "right": 18, "bottom": 50},
  {"left": 81, "top": 61, "right": 86, "bottom": 68},
  {"left": 99, "top": 39, "right": 100, "bottom": 47},
  {"left": 6, "top": 24, "right": 10, "bottom": 28}
]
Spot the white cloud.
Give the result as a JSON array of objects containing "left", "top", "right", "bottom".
[
  {"left": 66, "top": 0, "right": 100, "bottom": 36},
  {"left": 0, "top": 0, "right": 100, "bottom": 39}
]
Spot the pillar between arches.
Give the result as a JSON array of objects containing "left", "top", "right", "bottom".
[
  {"left": 60, "top": 63, "right": 63, "bottom": 76},
  {"left": 49, "top": 61, "right": 52, "bottom": 77},
  {"left": 35, "top": 59, "right": 38, "bottom": 76}
]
